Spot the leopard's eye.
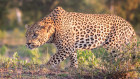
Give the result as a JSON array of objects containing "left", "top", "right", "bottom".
[{"left": 32, "top": 33, "right": 38, "bottom": 38}]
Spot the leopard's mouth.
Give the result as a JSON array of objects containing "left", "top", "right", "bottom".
[{"left": 26, "top": 43, "right": 39, "bottom": 49}]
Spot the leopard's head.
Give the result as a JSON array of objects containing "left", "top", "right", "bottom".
[{"left": 25, "top": 21, "right": 55, "bottom": 49}]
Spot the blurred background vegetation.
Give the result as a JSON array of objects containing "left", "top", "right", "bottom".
[{"left": 0, "top": 0, "right": 140, "bottom": 69}]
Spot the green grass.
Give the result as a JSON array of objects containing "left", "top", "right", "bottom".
[{"left": 0, "top": 42, "right": 139, "bottom": 78}]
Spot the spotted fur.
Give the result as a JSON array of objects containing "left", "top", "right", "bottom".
[{"left": 25, "top": 7, "right": 137, "bottom": 68}]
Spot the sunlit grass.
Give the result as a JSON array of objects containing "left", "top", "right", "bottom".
[{"left": 0, "top": 42, "right": 139, "bottom": 78}]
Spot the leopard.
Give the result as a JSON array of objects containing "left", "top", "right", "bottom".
[{"left": 25, "top": 6, "right": 137, "bottom": 68}]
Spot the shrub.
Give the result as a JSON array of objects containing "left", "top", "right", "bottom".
[
  {"left": 77, "top": 43, "right": 140, "bottom": 78},
  {"left": 0, "top": 45, "right": 7, "bottom": 56}
]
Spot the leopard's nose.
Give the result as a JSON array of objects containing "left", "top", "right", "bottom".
[{"left": 26, "top": 43, "right": 31, "bottom": 46}]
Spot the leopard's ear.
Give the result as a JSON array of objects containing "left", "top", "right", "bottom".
[
  {"left": 54, "top": 6, "right": 65, "bottom": 13},
  {"left": 55, "top": 6, "right": 64, "bottom": 10},
  {"left": 25, "top": 24, "right": 29, "bottom": 29}
]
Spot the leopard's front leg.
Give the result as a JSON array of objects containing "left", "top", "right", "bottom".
[
  {"left": 46, "top": 50, "right": 69, "bottom": 67},
  {"left": 69, "top": 52, "right": 78, "bottom": 68}
]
